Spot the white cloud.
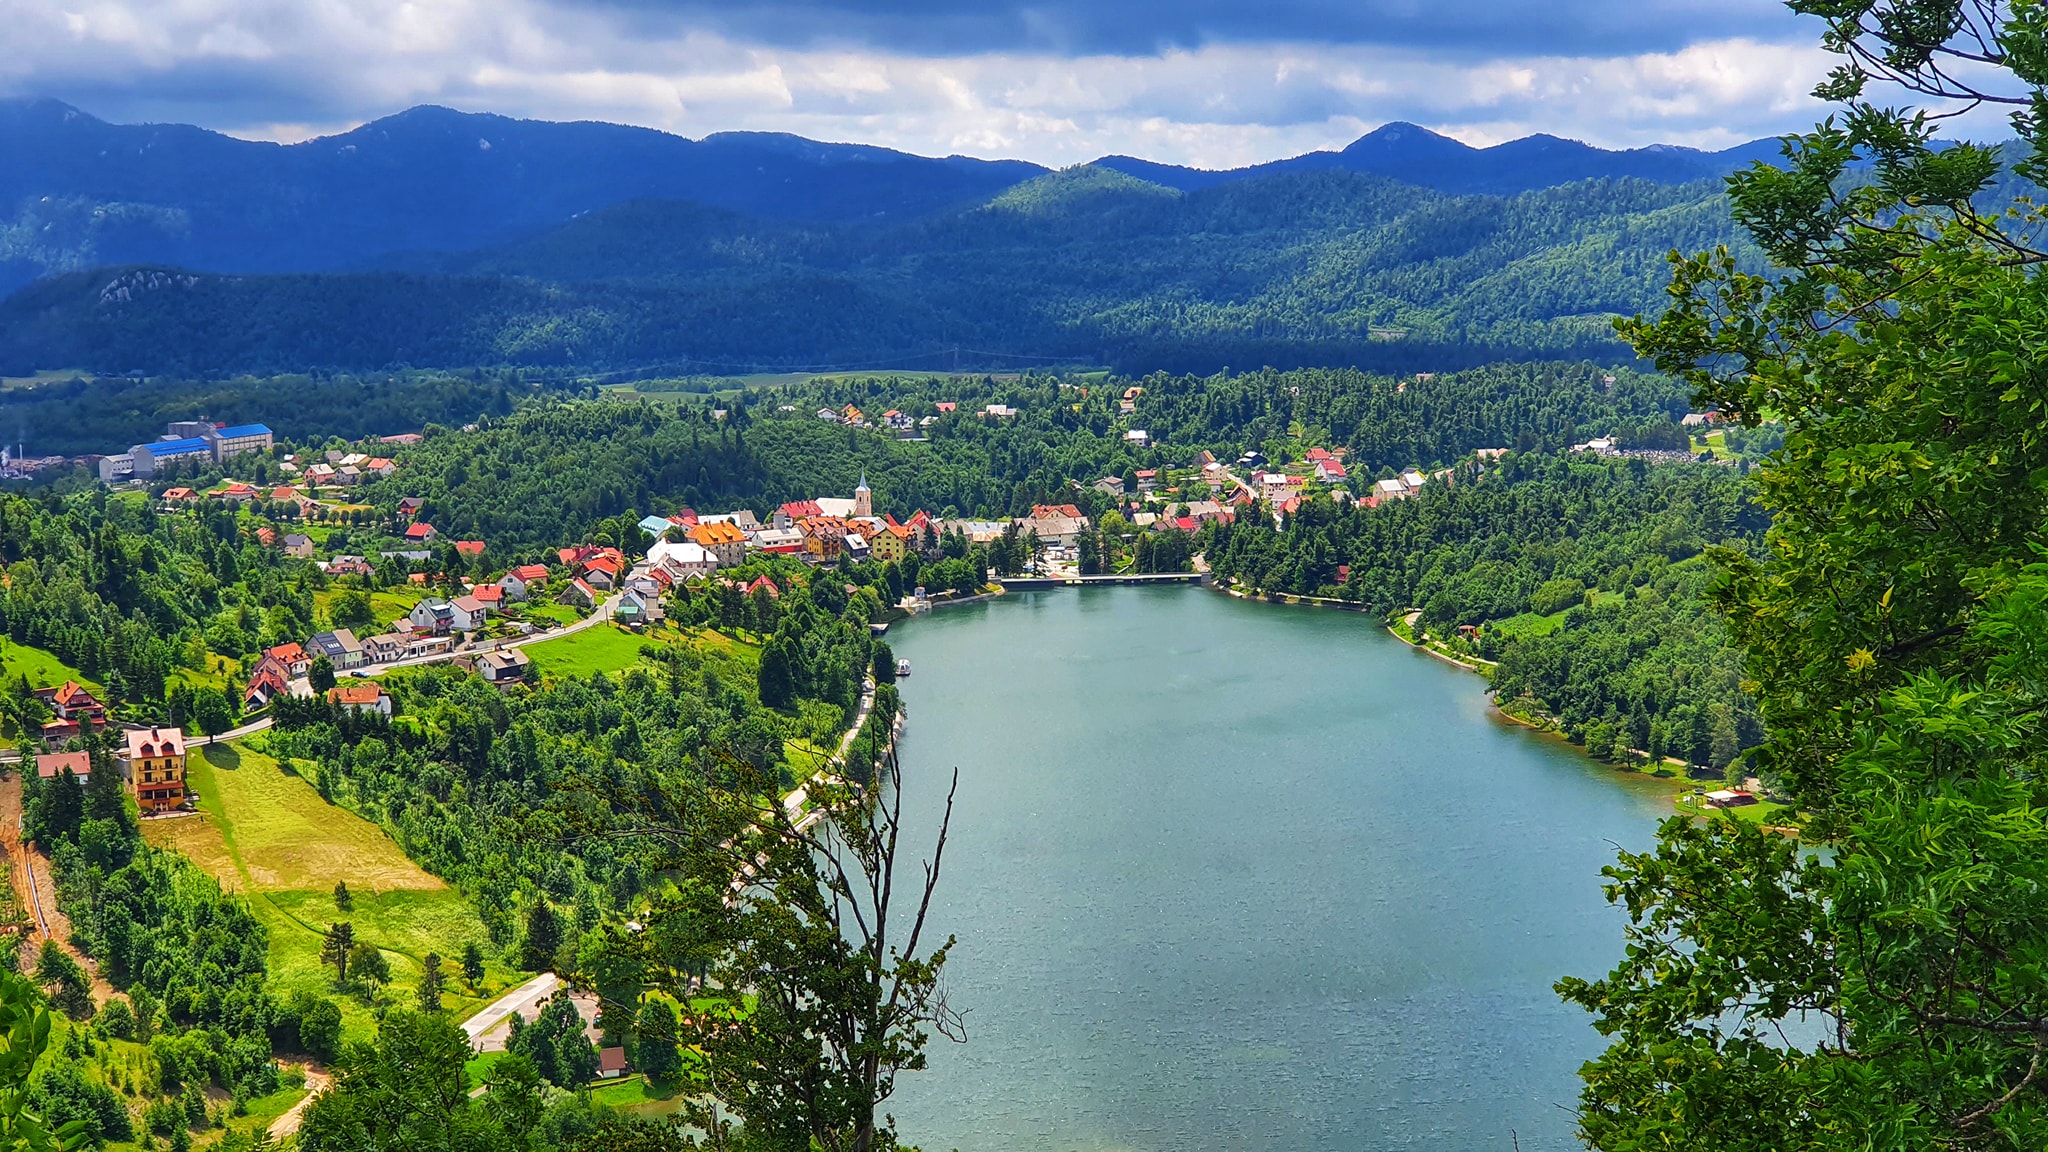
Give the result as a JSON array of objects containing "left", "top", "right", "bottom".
[{"left": 0, "top": 0, "right": 1840, "bottom": 165}]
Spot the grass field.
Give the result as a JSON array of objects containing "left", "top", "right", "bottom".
[
  {"left": 588, "top": 1073, "right": 682, "bottom": 1115},
  {"left": 523, "top": 623, "right": 651, "bottom": 677},
  {"left": 0, "top": 637, "right": 94, "bottom": 691},
  {"left": 1488, "top": 610, "right": 1566, "bottom": 640},
  {"left": 313, "top": 586, "right": 427, "bottom": 631},
  {"left": 143, "top": 742, "right": 524, "bottom": 1039},
  {"left": 522, "top": 601, "right": 580, "bottom": 627}
]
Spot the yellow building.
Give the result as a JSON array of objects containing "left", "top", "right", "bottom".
[
  {"left": 863, "top": 520, "right": 908, "bottom": 563},
  {"left": 122, "top": 725, "right": 188, "bottom": 812}
]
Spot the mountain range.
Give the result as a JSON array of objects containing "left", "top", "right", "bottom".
[{"left": 0, "top": 99, "right": 1784, "bottom": 377}]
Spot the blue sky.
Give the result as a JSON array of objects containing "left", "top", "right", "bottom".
[{"left": 1, "top": 0, "right": 1844, "bottom": 166}]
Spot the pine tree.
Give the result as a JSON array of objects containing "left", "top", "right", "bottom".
[
  {"left": 417, "top": 953, "right": 445, "bottom": 1014},
  {"left": 520, "top": 901, "right": 561, "bottom": 972},
  {"left": 320, "top": 922, "right": 354, "bottom": 984}
]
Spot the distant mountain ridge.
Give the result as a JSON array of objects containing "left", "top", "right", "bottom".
[
  {"left": 1096, "top": 121, "right": 1788, "bottom": 197},
  {"left": 0, "top": 98, "right": 1781, "bottom": 296}
]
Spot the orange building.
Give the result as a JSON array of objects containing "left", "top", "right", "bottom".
[{"left": 121, "top": 726, "right": 188, "bottom": 812}]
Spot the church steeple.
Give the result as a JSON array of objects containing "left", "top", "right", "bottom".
[{"left": 854, "top": 470, "right": 872, "bottom": 518}]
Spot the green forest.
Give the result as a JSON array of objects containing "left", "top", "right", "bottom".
[
  {"left": 0, "top": 169, "right": 1755, "bottom": 377},
  {"left": 365, "top": 361, "right": 1694, "bottom": 549}
]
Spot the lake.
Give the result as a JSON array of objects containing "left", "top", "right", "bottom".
[{"left": 884, "top": 586, "right": 1677, "bottom": 1152}]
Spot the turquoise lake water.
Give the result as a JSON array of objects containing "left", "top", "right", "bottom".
[{"left": 884, "top": 586, "right": 1677, "bottom": 1152}]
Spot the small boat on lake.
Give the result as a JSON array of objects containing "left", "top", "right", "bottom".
[{"left": 896, "top": 659, "right": 912, "bottom": 678}]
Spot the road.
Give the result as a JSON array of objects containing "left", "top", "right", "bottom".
[
  {"left": 267, "top": 1066, "right": 332, "bottom": 1140},
  {"left": 462, "top": 971, "right": 564, "bottom": 1052}
]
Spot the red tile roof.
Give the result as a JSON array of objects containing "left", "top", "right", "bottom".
[
  {"left": 327, "top": 682, "right": 387, "bottom": 706},
  {"left": 453, "top": 540, "right": 486, "bottom": 556},
  {"left": 510, "top": 564, "right": 550, "bottom": 583},
  {"left": 36, "top": 752, "right": 90, "bottom": 779}
]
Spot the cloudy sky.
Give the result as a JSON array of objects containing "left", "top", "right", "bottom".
[{"left": 1, "top": 0, "right": 1847, "bottom": 167}]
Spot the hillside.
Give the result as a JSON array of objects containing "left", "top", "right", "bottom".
[{"left": 0, "top": 167, "right": 1759, "bottom": 377}]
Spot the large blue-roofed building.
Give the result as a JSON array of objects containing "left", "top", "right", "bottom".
[{"left": 97, "top": 421, "right": 275, "bottom": 484}]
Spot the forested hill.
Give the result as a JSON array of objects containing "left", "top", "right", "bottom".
[
  {"left": 0, "top": 98, "right": 1774, "bottom": 296},
  {"left": 0, "top": 167, "right": 1758, "bottom": 378}
]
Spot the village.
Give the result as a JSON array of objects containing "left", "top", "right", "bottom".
[{"left": 28, "top": 399, "right": 1526, "bottom": 827}]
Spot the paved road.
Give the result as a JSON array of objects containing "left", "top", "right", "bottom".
[{"left": 463, "top": 972, "right": 565, "bottom": 1052}]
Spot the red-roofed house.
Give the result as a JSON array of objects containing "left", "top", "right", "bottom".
[
  {"left": 244, "top": 664, "right": 289, "bottom": 710},
  {"left": 266, "top": 642, "right": 311, "bottom": 677},
  {"left": 580, "top": 556, "right": 621, "bottom": 589},
  {"left": 454, "top": 540, "right": 486, "bottom": 557},
  {"left": 499, "top": 564, "right": 550, "bottom": 601},
  {"left": 35, "top": 681, "right": 107, "bottom": 726},
  {"left": 35, "top": 752, "right": 90, "bottom": 783},
  {"left": 776, "top": 500, "right": 824, "bottom": 529},
  {"left": 562, "top": 577, "right": 599, "bottom": 609},
  {"left": 1315, "top": 459, "right": 1348, "bottom": 482},
  {"left": 160, "top": 487, "right": 197, "bottom": 502},
  {"left": 469, "top": 583, "right": 503, "bottom": 612},
  {"left": 404, "top": 522, "right": 438, "bottom": 543},
  {"left": 1031, "top": 504, "right": 1085, "bottom": 520},
  {"left": 746, "top": 574, "right": 781, "bottom": 599},
  {"left": 327, "top": 682, "right": 392, "bottom": 716}
]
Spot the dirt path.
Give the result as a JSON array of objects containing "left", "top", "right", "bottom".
[
  {"left": 269, "top": 1065, "right": 332, "bottom": 1139},
  {"left": 0, "top": 772, "right": 113, "bottom": 1006}
]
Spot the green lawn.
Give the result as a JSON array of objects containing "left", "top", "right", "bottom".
[
  {"left": 1677, "top": 792, "right": 1800, "bottom": 830},
  {"left": 523, "top": 623, "right": 649, "bottom": 677},
  {"left": 0, "top": 637, "right": 93, "bottom": 691},
  {"left": 314, "top": 586, "right": 427, "bottom": 631},
  {"left": 142, "top": 741, "right": 525, "bottom": 1042},
  {"left": 521, "top": 601, "right": 580, "bottom": 627},
  {"left": 588, "top": 1074, "right": 683, "bottom": 1116},
  {"left": 1488, "top": 610, "right": 1566, "bottom": 639}
]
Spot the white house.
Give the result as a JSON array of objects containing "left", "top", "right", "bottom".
[
  {"left": 409, "top": 599, "right": 455, "bottom": 634},
  {"left": 649, "top": 539, "right": 718, "bottom": 578}
]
